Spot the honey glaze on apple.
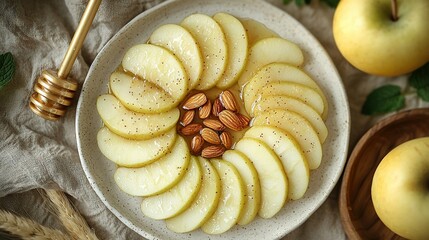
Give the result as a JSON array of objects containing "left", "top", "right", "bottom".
[
  {"left": 110, "top": 65, "right": 168, "bottom": 95},
  {"left": 109, "top": 66, "right": 178, "bottom": 114}
]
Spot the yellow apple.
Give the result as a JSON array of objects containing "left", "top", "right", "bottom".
[
  {"left": 372, "top": 137, "right": 429, "bottom": 240},
  {"left": 333, "top": 0, "right": 429, "bottom": 76}
]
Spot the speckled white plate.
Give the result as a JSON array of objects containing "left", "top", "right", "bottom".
[{"left": 76, "top": 0, "right": 350, "bottom": 239}]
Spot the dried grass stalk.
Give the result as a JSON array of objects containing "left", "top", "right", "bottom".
[
  {"left": 0, "top": 209, "right": 70, "bottom": 240},
  {"left": 45, "top": 189, "right": 98, "bottom": 240}
]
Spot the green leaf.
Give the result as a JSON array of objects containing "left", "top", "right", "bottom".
[
  {"left": 409, "top": 62, "right": 429, "bottom": 89},
  {"left": 0, "top": 52, "right": 15, "bottom": 89},
  {"left": 361, "top": 85, "right": 405, "bottom": 115},
  {"left": 321, "top": 0, "right": 339, "bottom": 8},
  {"left": 295, "top": 0, "right": 307, "bottom": 6},
  {"left": 283, "top": 0, "right": 293, "bottom": 4},
  {"left": 409, "top": 62, "right": 429, "bottom": 102},
  {"left": 417, "top": 86, "right": 429, "bottom": 102}
]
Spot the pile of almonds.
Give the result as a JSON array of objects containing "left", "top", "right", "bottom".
[{"left": 178, "top": 90, "right": 251, "bottom": 158}]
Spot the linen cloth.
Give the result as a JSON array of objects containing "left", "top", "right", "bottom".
[{"left": 0, "top": 0, "right": 427, "bottom": 239}]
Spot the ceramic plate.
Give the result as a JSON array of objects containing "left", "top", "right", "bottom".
[{"left": 76, "top": 0, "right": 350, "bottom": 239}]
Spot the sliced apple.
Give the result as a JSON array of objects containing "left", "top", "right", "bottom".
[
  {"left": 113, "top": 136, "right": 190, "bottom": 197},
  {"left": 244, "top": 126, "right": 310, "bottom": 200},
  {"left": 165, "top": 157, "right": 221, "bottom": 233},
  {"left": 234, "top": 138, "right": 288, "bottom": 219},
  {"left": 141, "top": 156, "right": 202, "bottom": 220},
  {"left": 237, "top": 37, "right": 304, "bottom": 87},
  {"left": 121, "top": 44, "right": 188, "bottom": 102},
  {"left": 97, "top": 127, "right": 176, "bottom": 167},
  {"left": 243, "top": 66, "right": 326, "bottom": 118},
  {"left": 253, "top": 95, "right": 328, "bottom": 143},
  {"left": 222, "top": 150, "right": 261, "bottom": 225},
  {"left": 201, "top": 159, "right": 245, "bottom": 234},
  {"left": 246, "top": 63, "right": 328, "bottom": 119},
  {"left": 213, "top": 12, "right": 248, "bottom": 89},
  {"left": 109, "top": 71, "right": 177, "bottom": 113},
  {"left": 97, "top": 94, "right": 179, "bottom": 140},
  {"left": 252, "top": 109, "right": 322, "bottom": 170},
  {"left": 149, "top": 24, "right": 203, "bottom": 90},
  {"left": 181, "top": 13, "right": 227, "bottom": 90},
  {"left": 254, "top": 82, "right": 325, "bottom": 119},
  {"left": 240, "top": 18, "right": 279, "bottom": 46}
]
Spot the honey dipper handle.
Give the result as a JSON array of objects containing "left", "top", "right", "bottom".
[{"left": 58, "top": 0, "right": 102, "bottom": 79}]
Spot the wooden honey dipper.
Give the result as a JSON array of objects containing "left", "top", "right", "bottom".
[{"left": 29, "top": 0, "right": 102, "bottom": 121}]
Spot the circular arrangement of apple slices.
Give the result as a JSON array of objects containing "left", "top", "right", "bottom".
[{"left": 96, "top": 12, "right": 329, "bottom": 235}]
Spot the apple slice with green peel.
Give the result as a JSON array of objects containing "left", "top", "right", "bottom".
[
  {"left": 201, "top": 159, "right": 245, "bottom": 234},
  {"left": 149, "top": 24, "right": 203, "bottom": 90},
  {"left": 234, "top": 138, "right": 288, "bottom": 219},
  {"left": 252, "top": 109, "right": 322, "bottom": 170},
  {"left": 240, "top": 18, "right": 279, "bottom": 46},
  {"left": 121, "top": 44, "right": 188, "bottom": 102},
  {"left": 244, "top": 126, "right": 310, "bottom": 200},
  {"left": 237, "top": 37, "right": 304, "bottom": 87},
  {"left": 97, "top": 127, "right": 176, "bottom": 167},
  {"left": 97, "top": 94, "right": 179, "bottom": 140},
  {"left": 110, "top": 71, "right": 177, "bottom": 113},
  {"left": 181, "top": 14, "right": 227, "bottom": 90},
  {"left": 245, "top": 63, "right": 328, "bottom": 119},
  {"left": 254, "top": 82, "right": 325, "bottom": 119},
  {"left": 165, "top": 157, "right": 221, "bottom": 233},
  {"left": 141, "top": 156, "right": 202, "bottom": 220},
  {"left": 113, "top": 137, "right": 190, "bottom": 197},
  {"left": 213, "top": 12, "right": 248, "bottom": 89},
  {"left": 222, "top": 150, "right": 261, "bottom": 225},
  {"left": 253, "top": 95, "right": 328, "bottom": 143}
]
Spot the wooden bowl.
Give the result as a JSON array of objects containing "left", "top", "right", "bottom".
[{"left": 339, "top": 108, "right": 429, "bottom": 240}]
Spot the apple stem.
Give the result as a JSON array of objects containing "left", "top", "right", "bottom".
[{"left": 391, "top": 0, "right": 398, "bottom": 21}]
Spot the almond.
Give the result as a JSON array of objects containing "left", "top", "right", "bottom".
[
  {"left": 191, "top": 135, "right": 204, "bottom": 154},
  {"left": 201, "top": 145, "right": 225, "bottom": 158},
  {"left": 220, "top": 131, "right": 232, "bottom": 149},
  {"left": 212, "top": 98, "right": 224, "bottom": 117},
  {"left": 201, "top": 128, "right": 221, "bottom": 145},
  {"left": 180, "top": 110, "right": 195, "bottom": 126},
  {"left": 220, "top": 90, "right": 239, "bottom": 112},
  {"left": 203, "top": 119, "right": 225, "bottom": 131},
  {"left": 199, "top": 99, "right": 211, "bottom": 119},
  {"left": 218, "top": 110, "right": 242, "bottom": 131},
  {"left": 237, "top": 113, "right": 251, "bottom": 127},
  {"left": 182, "top": 93, "right": 207, "bottom": 110},
  {"left": 180, "top": 123, "right": 203, "bottom": 136}
]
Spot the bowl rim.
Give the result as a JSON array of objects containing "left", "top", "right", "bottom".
[{"left": 339, "top": 107, "right": 429, "bottom": 239}]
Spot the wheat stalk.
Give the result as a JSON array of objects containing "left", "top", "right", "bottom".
[
  {"left": 45, "top": 189, "right": 99, "bottom": 240},
  {"left": 0, "top": 209, "right": 70, "bottom": 240}
]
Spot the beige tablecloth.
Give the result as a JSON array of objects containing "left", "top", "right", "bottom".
[{"left": 1, "top": 0, "right": 427, "bottom": 239}]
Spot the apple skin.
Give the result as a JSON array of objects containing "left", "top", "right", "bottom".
[
  {"left": 333, "top": 0, "right": 429, "bottom": 76},
  {"left": 371, "top": 137, "right": 429, "bottom": 240}
]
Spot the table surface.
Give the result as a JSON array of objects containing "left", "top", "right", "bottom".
[{"left": 0, "top": 0, "right": 427, "bottom": 239}]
